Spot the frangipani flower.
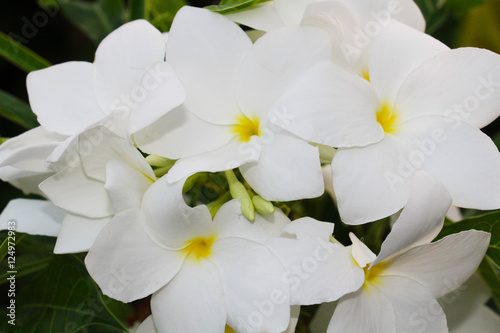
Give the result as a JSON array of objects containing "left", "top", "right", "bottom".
[
  {"left": 134, "top": 6, "right": 327, "bottom": 201},
  {"left": 322, "top": 172, "right": 490, "bottom": 332},
  {"left": 225, "top": 0, "right": 424, "bottom": 34},
  {"left": 27, "top": 19, "right": 185, "bottom": 140},
  {"left": 0, "top": 19, "right": 183, "bottom": 197},
  {"left": 86, "top": 174, "right": 301, "bottom": 332},
  {"left": 275, "top": 20, "right": 500, "bottom": 224},
  {"left": 36, "top": 127, "right": 155, "bottom": 253},
  {"left": 226, "top": 0, "right": 424, "bottom": 76}
]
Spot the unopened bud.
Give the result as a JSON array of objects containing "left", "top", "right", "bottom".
[{"left": 252, "top": 195, "right": 274, "bottom": 215}]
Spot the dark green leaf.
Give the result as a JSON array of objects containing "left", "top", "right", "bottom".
[
  {"left": 1, "top": 254, "right": 132, "bottom": 332},
  {"left": 0, "top": 90, "right": 39, "bottom": 129},
  {"left": 436, "top": 210, "right": 500, "bottom": 269},
  {"left": 129, "top": 0, "right": 146, "bottom": 20},
  {"left": 0, "top": 31, "right": 51, "bottom": 72},
  {"left": 39, "top": 0, "right": 126, "bottom": 45},
  {"left": 478, "top": 257, "right": 500, "bottom": 310},
  {"left": 145, "top": 0, "right": 186, "bottom": 32},
  {"left": 205, "top": 0, "right": 271, "bottom": 15},
  {"left": 449, "top": 0, "right": 484, "bottom": 12}
]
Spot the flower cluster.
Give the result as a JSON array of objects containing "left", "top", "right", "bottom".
[{"left": 0, "top": 0, "right": 498, "bottom": 332}]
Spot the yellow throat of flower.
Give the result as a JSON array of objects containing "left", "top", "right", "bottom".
[
  {"left": 183, "top": 236, "right": 216, "bottom": 261},
  {"left": 376, "top": 102, "right": 399, "bottom": 135},
  {"left": 232, "top": 114, "right": 261, "bottom": 142},
  {"left": 363, "top": 263, "right": 387, "bottom": 293}
]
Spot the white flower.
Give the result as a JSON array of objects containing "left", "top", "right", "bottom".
[
  {"left": 0, "top": 127, "right": 63, "bottom": 195},
  {"left": 321, "top": 172, "right": 490, "bottom": 332},
  {"left": 274, "top": 20, "right": 500, "bottom": 224},
  {"left": 37, "top": 127, "right": 155, "bottom": 253},
  {"left": 27, "top": 19, "right": 185, "bottom": 140},
  {"left": 226, "top": 0, "right": 424, "bottom": 76},
  {"left": 134, "top": 6, "right": 327, "bottom": 201},
  {"left": 85, "top": 174, "right": 302, "bottom": 332},
  {"left": 225, "top": 0, "right": 424, "bottom": 33}
]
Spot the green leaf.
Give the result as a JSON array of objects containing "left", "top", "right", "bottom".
[
  {"left": 0, "top": 90, "right": 39, "bottom": 129},
  {"left": 205, "top": 0, "right": 271, "bottom": 15},
  {"left": 478, "top": 256, "right": 500, "bottom": 310},
  {"left": 0, "top": 31, "right": 51, "bottom": 72},
  {"left": 436, "top": 210, "right": 500, "bottom": 268},
  {"left": 449, "top": 0, "right": 484, "bottom": 12},
  {"left": 129, "top": 0, "right": 146, "bottom": 20},
  {"left": 1, "top": 254, "right": 133, "bottom": 332},
  {"left": 145, "top": 0, "right": 186, "bottom": 32},
  {"left": 39, "top": 0, "right": 126, "bottom": 46}
]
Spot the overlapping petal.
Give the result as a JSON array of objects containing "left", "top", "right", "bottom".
[{"left": 53, "top": 214, "right": 110, "bottom": 254}]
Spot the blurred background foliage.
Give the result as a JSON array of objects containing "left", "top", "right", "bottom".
[{"left": 0, "top": 0, "right": 499, "bottom": 331}]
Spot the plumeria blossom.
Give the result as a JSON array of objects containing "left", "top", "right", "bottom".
[
  {"left": 322, "top": 173, "right": 490, "bottom": 332},
  {"left": 274, "top": 19, "right": 500, "bottom": 224},
  {"left": 32, "top": 127, "right": 156, "bottom": 253},
  {"left": 133, "top": 6, "right": 327, "bottom": 201},
  {"left": 226, "top": 0, "right": 424, "bottom": 76},
  {"left": 0, "top": 19, "right": 184, "bottom": 196},
  {"left": 86, "top": 174, "right": 300, "bottom": 332}
]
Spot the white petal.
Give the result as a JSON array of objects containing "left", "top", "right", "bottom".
[
  {"left": 151, "top": 259, "right": 226, "bottom": 333},
  {"left": 135, "top": 315, "right": 157, "bottom": 333},
  {"left": 167, "top": 7, "right": 252, "bottom": 125},
  {"left": 27, "top": 62, "right": 104, "bottom": 135},
  {"left": 327, "top": 287, "right": 396, "bottom": 333},
  {"left": 369, "top": 20, "right": 449, "bottom": 102},
  {"left": 166, "top": 136, "right": 261, "bottom": 183},
  {"left": 441, "top": 274, "right": 500, "bottom": 333},
  {"left": 395, "top": 48, "right": 500, "bottom": 128},
  {"left": 372, "top": 170, "right": 452, "bottom": 266},
  {"left": 349, "top": 232, "right": 376, "bottom": 268},
  {"left": 267, "top": 236, "right": 364, "bottom": 304},
  {"left": 377, "top": 275, "right": 448, "bottom": 333},
  {"left": 398, "top": 116, "right": 500, "bottom": 209},
  {"left": 237, "top": 25, "right": 332, "bottom": 118},
  {"left": 278, "top": 216, "right": 333, "bottom": 241},
  {"left": 142, "top": 176, "right": 214, "bottom": 249},
  {"left": 225, "top": 2, "right": 285, "bottom": 31},
  {"left": 134, "top": 106, "right": 234, "bottom": 159},
  {"left": 274, "top": 0, "right": 317, "bottom": 25},
  {"left": 39, "top": 164, "right": 113, "bottom": 218},
  {"left": 240, "top": 131, "right": 324, "bottom": 201},
  {"left": 332, "top": 136, "right": 413, "bottom": 224},
  {"left": 0, "top": 127, "right": 65, "bottom": 173},
  {"left": 385, "top": 230, "right": 491, "bottom": 298},
  {"left": 78, "top": 127, "right": 153, "bottom": 183},
  {"left": 0, "top": 199, "right": 64, "bottom": 236},
  {"left": 53, "top": 214, "right": 110, "bottom": 254},
  {"left": 104, "top": 160, "right": 154, "bottom": 214},
  {"left": 214, "top": 199, "right": 290, "bottom": 243},
  {"left": 2, "top": 170, "right": 54, "bottom": 196},
  {"left": 373, "top": 0, "right": 426, "bottom": 31},
  {"left": 212, "top": 238, "right": 291, "bottom": 333},
  {"left": 93, "top": 20, "right": 166, "bottom": 112},
  {"left": 273, "top": 61, "right": 382, "bottom": 147},
  {"left": 85, "top": 210, "right": 184, "bottom": 302},
  {"left": 127, "top": 62, "right": 186, "bottom": 136},
  {"left": 301, "top": 1, "right": 363, "bottom": 71}
]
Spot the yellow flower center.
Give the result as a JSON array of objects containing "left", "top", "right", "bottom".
[
  {"left": 362, "top": 69, "right": 370, "bottom": 82},
  {"left": 232, "top": 114, "right": 261, "bottom": 142},
  {"left": 376, "top": 102, "right": 399, "bottom": 135},
  {"left": 225, "top": 325, "right": 236, "bottom": 333},
  {"left": 183, "top": 236, "right": 215, "bottom": 261},
  {"left": 362, "top": 263, "right": 386, "bottom": 293}
]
